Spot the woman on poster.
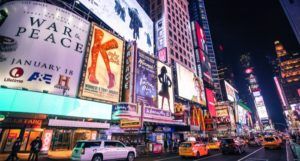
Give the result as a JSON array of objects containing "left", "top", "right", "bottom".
[{"left": 158, "top": 66, "right": 172, "bottom": 111}]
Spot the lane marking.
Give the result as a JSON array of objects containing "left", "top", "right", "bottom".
[
  {"left": 237, "top": 147, "right": 264, "bottom": 161},
  {"left": 286, "top": 141, "right": 290, "bottom": 161},
  {"left": 193, "top": 153, "right": 222, "bottom": 161},
  {"left": 154, "top": 156, "right": 180, "bottom": 161},
  {"left": 244, "top": 158, "right": 268, "bottom": 161}
]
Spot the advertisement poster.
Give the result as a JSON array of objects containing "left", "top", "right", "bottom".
[
  {"left": 237, "top": 105, "right": 247, "bottom": 125},
  {"left": 157, "top": 48, "right": 167, "bottom": 63},
  {"left": 174, "top": 103, "right": 189, "bottom": 125},
  {"left": 157, "top": 61, "right": 174, "bottom": 113},
  {"left": 155, "top": 18, "right": 167, "bottom": 52},
  {"left": 135, "top": 50, "right": 157, "bottom": 107},
  {"left": 80, "top": 24, "right": 124, "bottom": 103},
  {"left": 112, "top": 103, "right": 140, "bottom": 120},
  {"left": 122, "top": 42, "right": 136, "bottom": 102},
  {"left": 190, "top": 106, "right": 205, "bottom": 131},
  {"left": 224, "top": 81, "right": 237, "bottom": 102},
  {"left": 0, "top": 1, "right": 90, "bottom": 97},
  {"left": 205, "top": 88, "right": 216, "bottom": 117},
  {"left": 79, "top": 0, "right": 154, "bottom": 54},
  {"left": 195, "top": 22, "right": 212, "bottom": 82},
  {"left": 176, "top": 63, "right": 206, "bottom": 105}
]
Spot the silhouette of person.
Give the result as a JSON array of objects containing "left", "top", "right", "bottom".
[
  {"left": 158, "top": 66, "right": 172, "bottom": 111},
  {"left": 128, "top": 8, "right": 143, "bottom": 39}
]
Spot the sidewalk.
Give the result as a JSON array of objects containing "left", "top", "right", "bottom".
[{"left": 0, "top": 150, "right": 72, "bottom": 160}]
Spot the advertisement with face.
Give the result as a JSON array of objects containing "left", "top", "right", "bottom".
[
  {"left": 80, "top": 24, "right": 124, "bottom": 103},
  {"left": 224, "top": 81, "right": 237, "bottom": 102},
  {"left": 176, "top": 63, "right": 206, "bottom": 105},
  {"left": 135, "top": 50, "right": 157, "bottom": 107},
  {"left": 78, "top": 0, "right": 153, "bottom": 54},
  {"left": 194, "top": 22, "right": 212, "bottom": 82},
  {"left": 157, "top": 61, "right": 174, "bottom": 113},
  {"left": 0, "top": 1, "right": 90, "bottom": 97}
]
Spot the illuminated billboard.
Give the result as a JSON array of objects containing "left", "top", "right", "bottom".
[
  {"left": 78, "top": 0, "right": 154, "bottom": 54},
  {"left": 176, "top": 63, "right": 206, "bottom": 105},
  {"left": 0, "top": 1, "right": 90, "bottom": 97},
  {"left": 194, "top": 22, "right": 212, "bottom": 82},
  {"left": 205, "top": 88, "right": 216, "bottom": 117},
  {"left": 254, "top": 96, "right": 269, "bottom": 120},
  {"left": 157, "top": 61, "right": 174, "bottom": 113},
  {"left": 80, "top": 24, "right": 124, "bottom": 103},
  {"left": 135, "top": 50, "right": 157, "bottom": 107},
  {"left": 0, "top": 88, "right": 112, "bottom": 120},
  {"left": 237, "top": 105, "right": 247, "bottom": 125},
  {"left": 224, "top": 81, "right": 237, "bottom": 102},
  {"left": 190, "top": 106, "right": 205, "bottom": 131}
]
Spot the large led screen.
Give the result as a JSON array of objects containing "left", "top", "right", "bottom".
[
  {"left": 176, "top": 63, "right": 206, "bottom": 105},
  {"left": 80, "top": 24, "right": 124, "bottom": 103},
  {"left": 205, "top": 88, "right": 216, "bottom": 117},
  {"left": 0, "top": 88, "right": 112, "bottom": 120},
  {"left": 135, "top": 50, "right": 157, "bottom": 107},
  {"left": 237, "top": 105, "right": 247, "bottom": 125},
  {"left": 78, "top": 0, "right": 154, "bottom": 54},
  {"left": 0, "top": 1, "right": 90, "bottom": 97},
  {"left": 224, "top": 81, "right": 237, "bottom": 102},
  {"left": 157, "top": 61, "right": 174, "bottom": 113},
  {"left": 195, "top": 22, "right": 212, "bottom": 81}
]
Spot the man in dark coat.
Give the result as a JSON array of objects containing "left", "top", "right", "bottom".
[
  {"left": 28, "top": 137, "right": 42, "bottom": 161},
  {"left": 6, "top": 137, "right": 22, "bottom": 161}
]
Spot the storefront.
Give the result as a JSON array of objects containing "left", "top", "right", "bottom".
[{"left": 0, "top": 116, "right": 45, "bottom": 152}]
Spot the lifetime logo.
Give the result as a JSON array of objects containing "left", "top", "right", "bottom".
[{"left": 9, "top": 67, "right": 24, "bottom": 78}]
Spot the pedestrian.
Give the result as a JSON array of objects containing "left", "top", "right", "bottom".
[
  {"left": 28, "top": 137, "right": 42, "bottom": 161},
  {"left": 6, "top": 137, "right": 21, "bottom": 161}
]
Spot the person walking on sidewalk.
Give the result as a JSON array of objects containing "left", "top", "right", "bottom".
[
  {"left": 28, "top": 137, "right": 42, "bottom": 161},
  {"left": 6, "top": 137, "right": 21, "bottom": 161}
]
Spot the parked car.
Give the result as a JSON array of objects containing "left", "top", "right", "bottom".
[
  {"left": 248, "top": 137, "right": 261, "bottom": 146},
  {"left": 71, "top": 140, "right": 136, "bottom": 161},
  {"left": 220, "top": 138, "right": 246, "bottom": 155},
  {"left": 262, "top": 136, "right": 281, "bottom": 149},
  {"left": 179, "top": 141, "right": 209, "bottom": 158}
]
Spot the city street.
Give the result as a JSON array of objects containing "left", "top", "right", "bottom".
[{"left": 21, "top": 142, "right": 292, "bottom": 161}]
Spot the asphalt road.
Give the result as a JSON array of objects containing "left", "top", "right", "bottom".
[{"left": 25, "top": 142, "right": 292, "bottom": 161}]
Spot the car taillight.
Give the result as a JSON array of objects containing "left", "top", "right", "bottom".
[{"left": 81, "top": 149, "right": 85, "bottom": 155}]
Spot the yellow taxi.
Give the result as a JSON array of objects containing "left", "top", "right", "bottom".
[
  {"left": 207, "top": 141, "right": 221, "bottom": 150},
  {"left": 274, "top": 136, "right": 282, "bottom": 144},
  {"left": 179, "top": 141, "right": 209, "bottom": 158},
  {"left": 262, "top": 136, "right": 281, "bottom": 149}
]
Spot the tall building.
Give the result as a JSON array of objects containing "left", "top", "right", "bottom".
[
  {"left": 149, "top": 0, "right": 196, "bottom": 72},
  {"left": 279, "top": 0, "right": 300, "bottom": 45},
  {"left": 240, "top": 54, "right": 271, "bottom": 129},
  {"left": 188, "top": 0, "right": 222, "bottom": 100},
  {"left": 274, "top": 41, "right": 300, "bottom": 131},
  {"left": 274, "top": 41, "right": 300, "bottom": 106}
]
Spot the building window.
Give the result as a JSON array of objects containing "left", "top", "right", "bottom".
[
  {"left": 175, "top": 52, "right": 179, "bottom": 58},
  {"left": 170, "top": 48, "right": 174, "bottom": 55},
  {"left": 169, "top": 30, "right": 173, "bottom": 37},
  {"left": 180, "top": 55, "right": 183, "bottom": 62}
]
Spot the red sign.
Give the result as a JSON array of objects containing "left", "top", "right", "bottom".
[
  {"left": 158, "top": 48, "right": 167, "bottom": 63},
  {"left": 205, "top": 88, "right": 216, "bottom": 117}
]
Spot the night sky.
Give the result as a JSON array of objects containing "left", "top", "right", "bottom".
[{"left": 205, "top": 0, "right": 300, "bottom": 130}]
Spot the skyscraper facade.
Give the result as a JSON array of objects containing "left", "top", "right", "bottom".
[
  {"left": 188, "top": 0, "right": 222, "bottom": 100},
  {"left": 274, "top": 41, "right": 300, "bottom": 131},
  {"left": 279, "top": 0, "right": 300, "bottom": 45},
  {"left": 149, "top": 0, "right": 196, "bottom": 72}
]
